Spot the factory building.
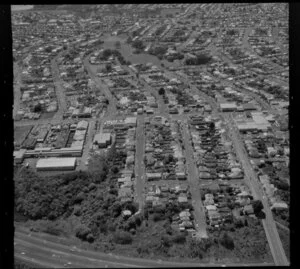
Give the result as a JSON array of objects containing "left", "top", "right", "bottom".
[{"left": 36, "top": 157, "right": 77, "bottom": 171}]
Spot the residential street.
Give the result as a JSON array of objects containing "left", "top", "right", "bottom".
[
  {"left": 181, "top": 120, "right": 208, "bottom": 238},
  {"left": 225, "top": 113, "right": 289, "bottom": 266},
  {"left": 134, "top": 115, "right": 146, "bottom": 210}
]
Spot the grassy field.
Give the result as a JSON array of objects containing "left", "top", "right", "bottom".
[
  {"left": 14, "top": 125, "right": 33, "bottom": 147},
  {"left": 276, "top": 223, "right": 290, "bottom": 261},
  {"left": 39, "top": 111, "right": 56, "bottom": 120}
]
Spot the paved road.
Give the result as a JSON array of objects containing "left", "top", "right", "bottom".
[
  {"left": 14, "top": 226, "right": 274, "bottom": 268},
  {"left": 83, "top": 57, "right": 118, "bottom": 118},
  {"left": 51, "top": 52, "right": 68, "bottom": 122},
  {"left": 181, "top": 120, "right": 208, "bottom": 238},
  {"left": 225, "top": 114, "right": 289, "bottom": 266},
  {"left": 134, "top": 115, "right": 146, "bottom": 210},
  {"left": 78, "top": 120, "right": 96, "bottom": 171}
]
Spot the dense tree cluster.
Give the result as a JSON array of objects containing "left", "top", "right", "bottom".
[
  {"left": 131, "top": 40, "right": 146, "bottom": 52},
  {"left": 148, "top": 46, "right": 168, "bottom": 60},
  {"left": 100, "top": 49, "right": 130, "bottom": 65},
  {"left": 15, "top": 169, "right": 94, "bottom": 220},
  {"left": 185, "top": 54, "right": 212, "bottom": 65}
]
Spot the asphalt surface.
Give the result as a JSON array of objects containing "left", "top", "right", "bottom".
[
  {"left": 134, "top": 114, "right": 146, "bottom": 210},
  {"left": 181, "top": 120, "right": 208, "bottom": 238},
  {"left": 51, "top": 51, "right": 68, "bottom": 122},
  {"left": 78, "top": 120, "right": 96, "bottom": 171}
]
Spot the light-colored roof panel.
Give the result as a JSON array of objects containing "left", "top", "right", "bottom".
[{"left": 36, "top": 157, "right": 76, "bottom": 168}]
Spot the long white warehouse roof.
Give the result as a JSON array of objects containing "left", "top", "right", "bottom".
[{"left": 36, "top": 157, "right": 76, "bottom": 169}]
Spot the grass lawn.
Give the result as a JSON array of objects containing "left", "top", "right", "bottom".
[
  {"left": 276, "top": 223, "right": 290, "bottom": 261},
  {"left": 39, "top": 111, "right": 56, "bottom": 120},
  {"left": 14, "top": 125, "right": 33, "bottom": 146}
]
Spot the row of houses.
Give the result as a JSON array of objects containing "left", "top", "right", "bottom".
[
  {"left": 144, "top": 117, "right": 187, "bottom": 181},
  {"left": 189, "top": 116, "right": 244, "bottom": 181}
]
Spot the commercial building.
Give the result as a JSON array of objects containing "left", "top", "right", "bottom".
[
  {"left": 93, "top": 132, "right": 111, "bottom": 148},
  {"left": 220, "top": 102, "right": 237, "bottom": 112},
  {"left": 36, "top": 157, "right": 77, "bottom": 171}
]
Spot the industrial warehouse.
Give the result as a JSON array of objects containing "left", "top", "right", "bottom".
[{"left": 36, "top": 157, "right": 77, "bottom": 171}]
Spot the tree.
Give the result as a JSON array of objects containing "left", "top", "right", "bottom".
[
  {"left": 111, "top": 166, "right": 119, "bottom": 174},
  {"left": 252, "top": 200, "right": 264, "bottom": 215},
  {"left": 75, "top": 224, "right": 91, "bottom": 241},
  {"left": 105, "top": 63, "right": 112, "bottom": 73},
  {"left": 33, "top": 103, "right": 43, "bottom": 113},
  {"left": 132, "top": 40, "right": 145, "bottom": 50},
  {"left": 158, "top": 88, "right": 165, "bottom": 95},
  {"left": 172, "top": 232, "right": 186, "bottom": 244},
  {"left": 113, "top": 231, "right": 133, "bottom": 244}
]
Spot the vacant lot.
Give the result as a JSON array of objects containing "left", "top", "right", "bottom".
[
  {"left": 39, "top": 111, "right": 56, "bottom": 120},
  {"left": 14, "top": 125, "right": 33, "bottom": 147}
]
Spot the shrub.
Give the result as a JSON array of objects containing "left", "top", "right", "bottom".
[
  {"left": 75, "top": 224, "right": 91, "bottom": 241},
  {"left": 234, "top": 219, "right": 244, "bottom": 228},
  {"left": 257, "top": 210, "right": 266, "bottom": 219},
  {"left": 172, "top": 233, "right": 186, "bottom": 244},
  {"left": 158, "top": 88, "right": 165, "bottom": 95},
  {"left": 134, "top": 214, "right": 142, "bottom": 226},
  {"left": 73, "top": 205, "right": 81, "bottom": 216},
  {"left": 86, "top": 233, "right": 95, "bottom": 243},
  {"left": 44, "top": 225, "right": 62, "bottom": 236},
  {"left": 220, "top": 232, "right": 235, "bottom": 250},
  {"left": 137, "top": 244, "right": 150, "bottom": 255},
  {"left": 161, "top": 235, "right": 172, "bottom": 247},
  {"left": 113, "top": 231, "right": 133, "bottom": 244},
  {"left": 252, "top": 200, "right": 264, "bottom": 215},
  {"left": 111, "top": 166, "right": 119, "bottom": 174},
  {"left": 124, "top": 219, "right": 136, "bottom": 231},
  {"left": 123, "top": 201, "right": 139, "bottom": 214},
  {"left": 74, "top": 192, "right": 85, "bottom": 203},
  {"left": 188, "top": 238, "right": 204, "bottom": 259},
  {"left": 153, "top": 212, "right": 164, "bottom": 222},
  {"left": 88, "top": 183, "right": 96, "bottom": 191}
]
